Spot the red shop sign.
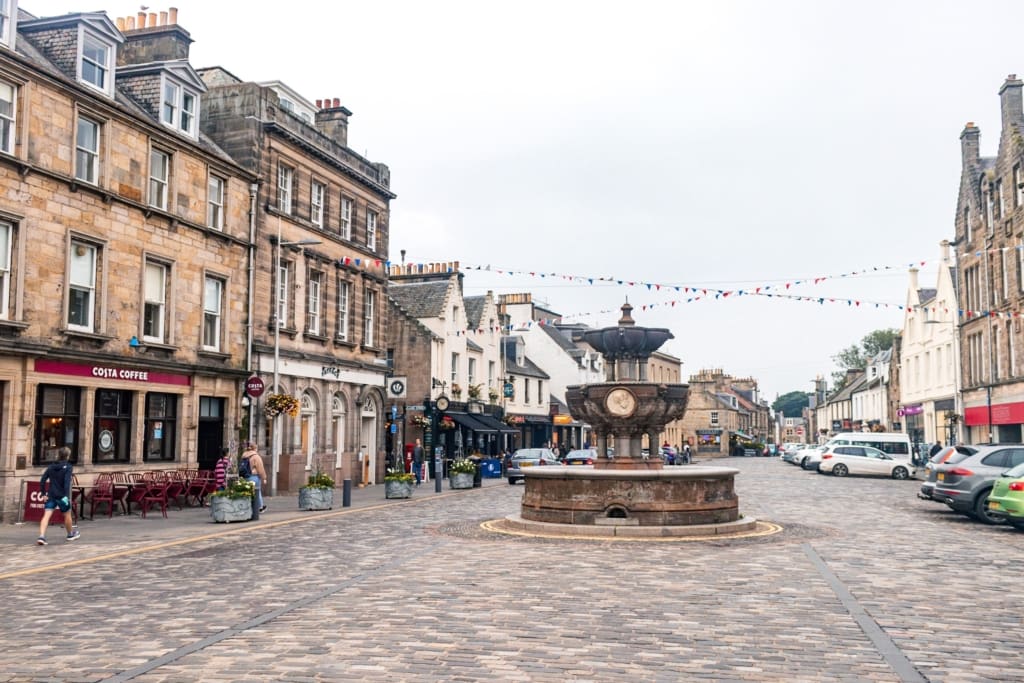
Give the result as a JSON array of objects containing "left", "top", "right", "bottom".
[
  {"left": 35, "top": 358, "right": 191, "bottom": 386},
  {"left": 22, "top": 480, "right": 70, "bottom": 525}
]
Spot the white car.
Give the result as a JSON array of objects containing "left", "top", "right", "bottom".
[
  {"left": 818, "top": 445, "right": 916, "bottom": 479},
  {"left": 799, "top": 444, "right": 828, "bottom": 470}
]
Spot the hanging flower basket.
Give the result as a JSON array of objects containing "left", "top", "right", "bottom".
[
  {"left": 467, "top": 383, "right": 482, "bottom": 399},
  {"left": 265, "top": 393, "right": 300, "bottom": 419},
  {"left": 410, "top": 414, "right": 430, "bottom": 428},
  {"left": 439, "top": 416, "right": 456, "bottom": 430}
]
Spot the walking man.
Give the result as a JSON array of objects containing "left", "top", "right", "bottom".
[
  {"left": 37, "top": 447, "right": 80, "bottom": 545},
  {"left": 412, "top": 438, "right": 424, "bottom": 486},
  {"left": 241, "top": 442, "right": 268, "bottom": 517}
]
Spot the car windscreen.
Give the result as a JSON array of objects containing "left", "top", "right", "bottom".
[{"left": 944, "top": 452, "right": 970, "bottom": 464}]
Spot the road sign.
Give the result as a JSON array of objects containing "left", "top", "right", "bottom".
[
  {"left": 503, "top": 382, "right": 514, "bottom": 398},
  {"left": 406, "top": 404, "right": 425, "bottom": 411},
  {"left": 387, "top": 377, "right": 407, "bottom": 398},
  {"left": 245, "top": 375, "right": 266, "bottom": 398}
]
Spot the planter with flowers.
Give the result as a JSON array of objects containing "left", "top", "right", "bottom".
[
  {"left": 488, "top": 388, "right": 500, "bottom": 404},
  {"left": 449, "top": 458, "right": 476, "bottom": 489},
  {"left": 384, "top": 468, "right": 415, "bottom": 499},
  {"left": 265, "top": 393, "right": 300, "bottom": 419},
  {"left": 438, "top": 415, "right": 456, "bottom": 431},
  {"left": 299, "top": 471, "right": 335, "bottom": 510},
  {"left": 450, "top": 383, "right": 462, "bottom": 399},
  {"left": 467, "top": 383, "right": 482, "bottom": 400},
  {"left": 210, "top": 478, "right": 254, "bottom": 523},
  {"left": 410, "top": 414, "right": 430, "bottom": 428}
]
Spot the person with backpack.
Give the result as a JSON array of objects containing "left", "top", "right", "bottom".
[{"left": 240, "top": 442, "right": 268, "bottom": 518}]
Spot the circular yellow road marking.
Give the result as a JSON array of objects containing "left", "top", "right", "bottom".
[{"left": 479, "top": 519, "right": 783, "bottom": 542}]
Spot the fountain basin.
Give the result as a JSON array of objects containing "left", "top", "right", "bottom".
[{"left": 521, "top": 466, "right": 739, "bottom": 526}]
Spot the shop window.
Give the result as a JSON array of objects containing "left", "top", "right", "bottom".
[
  {"left": 144, "top": 393, "right": 177, "bottom": 462},
  {"left": 34, "top": 385, "right": 80, "bottom": 465},
  {"left": 94, "top": 389, "right": 132, "bottom": 463}
]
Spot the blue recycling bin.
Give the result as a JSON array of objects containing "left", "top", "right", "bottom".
[{"left": 481, "top": 458, "right": 502, "bottom": 478}]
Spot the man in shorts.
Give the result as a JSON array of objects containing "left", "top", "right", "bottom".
[{"left": 37, "top": 446, "right": 80, "bottom": 545}]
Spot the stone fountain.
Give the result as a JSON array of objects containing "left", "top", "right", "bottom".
[{"left": 506, "top": 302, "right": 755, "bottom": 537}]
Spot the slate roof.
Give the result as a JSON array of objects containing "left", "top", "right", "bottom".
[
  {"left": 504, "top": 340, "right": 550, "bottom": 379},
  {"left": 388, "top": 281, "right": 450, "bottom": 319},
  {"left": 464, "top": 295, "right": 486, "bottom": 329},
  {"left": 466, "top": 337, "right": 482, "bottom": 352},
  {"left": 918, "top": 288, "right": 937, "bottom": 305}
]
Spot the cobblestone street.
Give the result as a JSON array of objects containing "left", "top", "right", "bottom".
[{"left": 0, "top": 458, "right": 1020, "bottom": 682}]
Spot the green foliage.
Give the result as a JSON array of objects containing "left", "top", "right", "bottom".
[
  {"left": 773, "top": 391, "right": 810, "bottom": 417},
  {"left": 384, "top": 468, "right": 414, "bottom": 483},
  {"left": 211, "top": 478, "right": 255, "bottom": 500},
  {"left": 449, "top": 459, "right": 476, "bottom": 475},
  {"left": 831, "top": 328, "right": 898, "bottom": 390},
  {"left": 304, "top": 471, "right": 335, "bottom": 489}
]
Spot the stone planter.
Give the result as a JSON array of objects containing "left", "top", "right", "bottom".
[
  {"left": 298, "top": 486, "right": 333, "bottom": 510},
  {"left": 210, "top": 495, "right": 252, "bottom": 523},
  {"left": 385, "top": 480, "right": 414, "bottom": 499},
  {"left": 450, "top": 472, "right": 474, "bottom": 489}
]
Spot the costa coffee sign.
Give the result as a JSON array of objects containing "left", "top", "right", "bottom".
[{"left": 35, "top": 359, "right": 191, "bottom": 386}]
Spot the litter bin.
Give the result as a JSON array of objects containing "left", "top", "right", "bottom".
[
  {"left": 480, "top": 458, "right": 501, "bottom": 478},
  {"left": 470, "top": 456, "right": 483, "bottom": 488}
]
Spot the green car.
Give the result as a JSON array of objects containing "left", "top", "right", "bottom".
[{"left": 986, "top": 462, "right": 1024, "bottom": 530}]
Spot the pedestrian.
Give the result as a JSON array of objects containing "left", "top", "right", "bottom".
[
  {"left": 214, "top": 446, "right": 232, "bottom": 491},
  {"left": 929, "top": 441, "right": 943, "bottom": 459},
  {"left": 412, "top": 438, "right": 424, "bottom": 486},
  {"left": 37, "top": 446, "right": 80, "bottom": 545},
  {"left": 683, "top": 443, "right": 691, "bottom": 464},
  {"left": 241, "top": 442, "right": 268, "bottom": 515}
]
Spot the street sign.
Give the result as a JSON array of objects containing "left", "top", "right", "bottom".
[
  {"left": 503, "top": 382, "right": 514, "bottom": 398},
  {"left": 406, "top": 404, "right": 425, "bottom": 411},
  {"left": 387, "top": 377, "right": 407, "bottom": 398},
  {"left": 245, "top": 375, "right": 266, "bottom": 398}
]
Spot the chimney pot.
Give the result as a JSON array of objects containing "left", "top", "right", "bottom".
[
  {"left": 169, "top": 7, "right": 178, "bottom": 23},
  {"left": 137, "top": 11, "right": 146, "bottom": 28},
  {"left": 148, "top": 13, "right": 157, "bottom": 27},
  {"left": 159, "top": 11, "right": 168, "bottom": 26},
  {"left": 115, "top": 17, "right": 125, "bottom": 31},
  {"left": 315, "top": 99, "right": 322, "bottom": 108},
  {"left": 127, "top": 16, "right": 135, "bottom": 29},
  {"left": 333, "top": 98, "right": 340, "bottom": 107}
]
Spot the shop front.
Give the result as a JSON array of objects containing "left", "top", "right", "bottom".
[
  {"left": 696, "top": 428, "right": 723, "bottom": 455},
  {"left": 963, "top": 394, "right": 1024, "bottom": 444}
]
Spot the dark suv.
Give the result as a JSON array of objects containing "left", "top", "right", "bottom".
[{"left": 931, "top": 445, "right": 1024, "bottom": 523}]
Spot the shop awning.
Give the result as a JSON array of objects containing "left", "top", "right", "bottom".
[
  {"left": 474, "top": 413, "right": 519, "bottom": 434},
  {"left": 447, "top": 412, "right": 496, "bottom": 433},
  {"left": 521, "top": 414, "right": 551, "bottom": 424},
  {"left": 734, "top": 430, "right": 755, "bottom": 440}
]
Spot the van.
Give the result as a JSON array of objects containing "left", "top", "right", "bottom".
[{"left": 824, "top": 432, "right": 912, "bottom": 461}]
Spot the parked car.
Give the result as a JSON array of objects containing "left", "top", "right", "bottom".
[
  {"left": 918, "top": 445, "right": 977, "bottom": 500},
  {"left": 985, "top": 462, "right": 1024, "bottom": 530},
  {"left": 931, "top": 445, "right": 1024, "bottom": 523},
  {"left": 781, "top": 445, "right": 806, "bottom": 464},
  {"left": 800, "top": 444, "right": 828, "bottom": 470},
  {"left": 506, "top": 448, "right": 559, "bottom": 485},
  {"left": 662, "top": 446, "right": 678, "bottom": 465},
  {"left": 562, "top": 448, "right": 597, "bottom": 466},
  {"left": 817, "top": 445, "right": 916, "bottom": 479}
]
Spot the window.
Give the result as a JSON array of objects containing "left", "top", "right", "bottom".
[
  {"left": 1016, "top": 165, "right": 1024, "bottom": 208},
  {"left": 964, "top": 206, "right": 971, "bottom": 243},
  {"left": 0, "top": 220, "right": 12, "bottom": 319},
  {"left": 207, "top": 175, "right": 224, "bottom": 230},
  {"left": 276, "top": 261, "right": 290, "bottom": 328},
  {"left": 94, "top": 389, "right": 131, "bottom": 463},
  {"left": 985, "top": 183, "right": 995, "bottom": 234},
  {"left": 488, "top": 361, "right": 495, "bottom": 388},
  {"left": 277, "top": 164, "right": 293, "bottom": 213},
  {"left": 363, "top": 288, "right": 376, "bottom": 347},
  {"left": 1010, "top": 321, "right": 1017, "bottom": 378},
  {"left": 75, "top": 115, "right": 100, "bottom": 184},
  {"left": 996, "top": 180, "right": 1004, "bottom": 220},
  {"left": 80, "top": 32, "right": 112, "bottom": 93},
  {"left": 311, "top": 181, "right": 325, "bottom": 228},
  {"left": 524, "top": 377, "right": 531, "bottom": 404},
  {"left": 366, "top": 210, "right": 377, "bottom": 250},
  {"left": 161, "top": 79, "right": 198, "bottom": 137},
  {"left": 203, "top": 276, "right": 223, "bottom": 350},
  {"left": 68, "top": 240, "right": 97, "bottom": 332},
  {"left": 0, "top": 0, "right": 11, "bottom": 47},
  {"left": 1003, "top": 248, "right": 1009, "bottom": 302},
  {"left": 967, "top": 332, "right": 984, "bottom": 385},
  {"left": 143, "top": 261, "right": 168, "bottom": 343},
  {"left": 34, "top": 385, "right": 81, "bottom": 466},
  {"left": 0, "top": 80, "right": 15, "bottom": 154},
  {"left": 144, "top": 393, "right": 177, "bottom": 462},
  {"left": 711, "top": 411, "right": 719, "bottom": 425},
  {"left": 451, "top": 352, "right": 459, "bottom": 385},
  {"left": 149, "top": 149, "right": 169, "bottom": 209},
  {"left": 537, "top": 380, "right": 544, "bottom": 404},
  {"left": 307, "top": 270, "right": 322, "bottom": 334},
  {"left": 340, "top": 196, "right": 352, "bottom": 239},
  {"left": 468, "top": 358, "right": 476, "bottom": 385},
  {"left": 336, "top": 280, "right": 350, "bottom": 341}
]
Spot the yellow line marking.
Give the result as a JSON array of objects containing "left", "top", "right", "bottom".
[
  {"left": 0, "top": 492, "right": 465, "bottom": 581},
  {"left": 479, "top": 519, "right": 784, "bottom": 542}
]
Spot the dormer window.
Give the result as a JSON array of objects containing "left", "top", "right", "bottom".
[
  {"left": 0, "top": 0, "right": 14, "bottom": 48},
  {"left": 161, "top": 76, "right": 199, "bottom": 137},
  {"left": 80, "top": 30, "right": 113, "bottom": 95}
]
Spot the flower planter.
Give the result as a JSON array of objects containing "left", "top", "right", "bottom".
[
  {"left": 210, "top": 495, "right": 252, "bottom": 523},
  {"left": 385, "top": 480, "right": 414, "bottom": 499},
  {"left": 449, "top": 472, "right": 474, "bottom": 489},
  {"left": 298, "top": 486, "right": 333, "bottom": 510}
]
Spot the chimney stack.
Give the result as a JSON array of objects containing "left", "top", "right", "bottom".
[
  {"left": 315, "top": 98, "right": 352, "bottom": 147},
  {"left": 960, "top": 122, "right": 980, "bottom": 170},
  {"left": 999, "top": 74, "right": 1024, "bottom": 131},
  {"left": 117, "top": 7, "right": 194, "bottom": 65}
]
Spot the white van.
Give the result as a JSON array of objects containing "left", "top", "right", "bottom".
[{"left": 823, "top": 432, "right": 912, "bottom": 461}]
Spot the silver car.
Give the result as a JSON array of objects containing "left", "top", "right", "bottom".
[
  {"left": 506, "top": 448, "right": 559, "bottom": 485},
  {"left": 918, "top": 445, "right": 977, "bottom": 500},
  {"left": 931, "top": 445, "right": 1024, "bottom": 523}
]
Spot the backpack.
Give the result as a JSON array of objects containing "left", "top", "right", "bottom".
[{"left": 238, "top": 456, "right": 252, "bottom": 479}]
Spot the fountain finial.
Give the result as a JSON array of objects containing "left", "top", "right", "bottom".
[{"left": 618, "top": 300, "right": 635, "bottom": 326}]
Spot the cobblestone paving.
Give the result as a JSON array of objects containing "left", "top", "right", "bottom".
[{"left": 0, "top": 458, "right": 1021, "bottom": 682}]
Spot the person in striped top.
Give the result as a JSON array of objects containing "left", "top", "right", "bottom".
[{"left": 214, "top": 447, "right": 232, "bottom": 491}]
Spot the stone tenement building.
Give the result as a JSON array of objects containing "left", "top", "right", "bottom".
[
  {"left": 198, "top": 66, "right": 395, "bottom": 491},
  {"left": 955, "top": 75, "right": 1024, "bottom": 444},
  {"left": 679, "top": 368, "right": 770, "bottom": 456},
  {"left": 0, "top": 6, "right": 257, "bottom": 521}
]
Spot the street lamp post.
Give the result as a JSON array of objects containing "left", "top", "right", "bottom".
[{"left": 271, "top": 227, "right": 321, "bottom": 498}]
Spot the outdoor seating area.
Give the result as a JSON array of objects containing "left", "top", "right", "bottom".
[{"left": 83, "top": 469, "right": 217, "bottom": 520}]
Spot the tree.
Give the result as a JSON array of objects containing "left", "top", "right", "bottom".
[
  {"left": 773, "top": 391, "right": 810, "bottom": 418},
  {"left": 831, "top": 328, "right": 898, "bottom": 390}
]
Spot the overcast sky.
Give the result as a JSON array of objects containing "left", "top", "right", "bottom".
[{"left": 36, "top": 0, "right": 1024, "bottom": 399}]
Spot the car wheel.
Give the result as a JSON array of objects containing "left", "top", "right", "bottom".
[
  {"left": 973, "top": 489, "right": 1004, "bottom": 525},
  {"left": 801, "top": 456, "right": 810, "bottom": 469},
  {"left": 507, "top": 478, "right": 516, "bottom": 486},
  {"left": 1011, "top": 520, "right": 1024, "bottom": 531},
  {"left": 892, "top": 466, "right": 909, "bottom": 480},
  {"left": 832, "top": 463, "right": 848, "bottom": 477}
]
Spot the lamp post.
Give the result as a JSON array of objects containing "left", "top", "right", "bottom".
[{"left": 271, "top": 229, "right": 321, "bottom": 497}]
